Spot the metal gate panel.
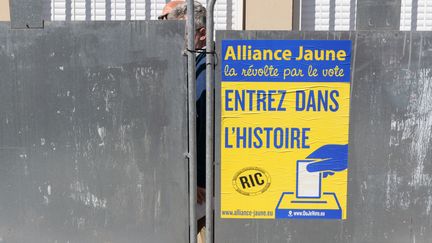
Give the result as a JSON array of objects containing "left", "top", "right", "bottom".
[
  {"left": 0, "top": 21, "right": 188, "bottom": 243},
  {"left": 215, "top": 31, "right": 432, "bottom": 243}
]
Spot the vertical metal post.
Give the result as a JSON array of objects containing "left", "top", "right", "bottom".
[
  {"left": 186, "top": 0, "right": 197, "bottom": 242},
  {"left": 85, "top": 0, "right": 91, "bottom": 21},
  {"left": 350, "top": 0, "right": 356, "bottom": 30},
  {"left": 411, "top": 0, "right": 418, "bottom": 31},
  {"left": 206, "top": 2, "right": 216, "bottom": 243},
  {"left": 292, "top": 0, "right": 302, "bottom": 31},
  {"left": 299, "top": 0, "right": 302, "bottom": 30},
  {"left": 329, "top": 0, "right": 336, "bottom": 30},
  {"left": 66, "top": 0, "right": 72, "bottom": 21}
]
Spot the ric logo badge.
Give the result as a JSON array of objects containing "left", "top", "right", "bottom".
[{"left": 232, "top": 167, "right": 271, "bottom": 196}]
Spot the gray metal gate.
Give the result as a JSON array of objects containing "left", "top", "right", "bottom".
[
  {"left": 0, "top": 21, "right": 189, "bottom": 243},
  {"left": 215, "top": 31, "right": 432, "bottom": 243}
]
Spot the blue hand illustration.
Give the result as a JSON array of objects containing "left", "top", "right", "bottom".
[{"left": 306, "top": 144, "right": 348, "bottom": 178}]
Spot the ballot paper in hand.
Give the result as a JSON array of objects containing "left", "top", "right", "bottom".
[{"left": 296, "top": 159, "right": 322, "bottom": 198}]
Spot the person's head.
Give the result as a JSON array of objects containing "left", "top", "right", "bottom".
[
  {"left": 170, "top": 1, "right": 206, "bottom": 49},
  {"left": 158, "top": 0, "right": 185, "bottom": 20}
]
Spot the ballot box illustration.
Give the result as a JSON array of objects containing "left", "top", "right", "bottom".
[{"left": 275, "top": 159, "right": 342, "bottom": 219}]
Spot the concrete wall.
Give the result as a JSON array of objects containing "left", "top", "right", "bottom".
[
  {"left": 0, "top": 0, "right": 9, "bottom": 21},
  {"left": 245, "top": 0, "right": 293, "bottom": 30}
]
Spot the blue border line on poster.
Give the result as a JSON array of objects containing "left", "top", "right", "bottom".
[{"left": 221, "top": 40, "right": 351, "bottom": 82}]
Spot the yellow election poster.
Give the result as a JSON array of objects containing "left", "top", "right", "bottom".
[{"left": 220, "top": 40, "right": 351, "bottom": 220}]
